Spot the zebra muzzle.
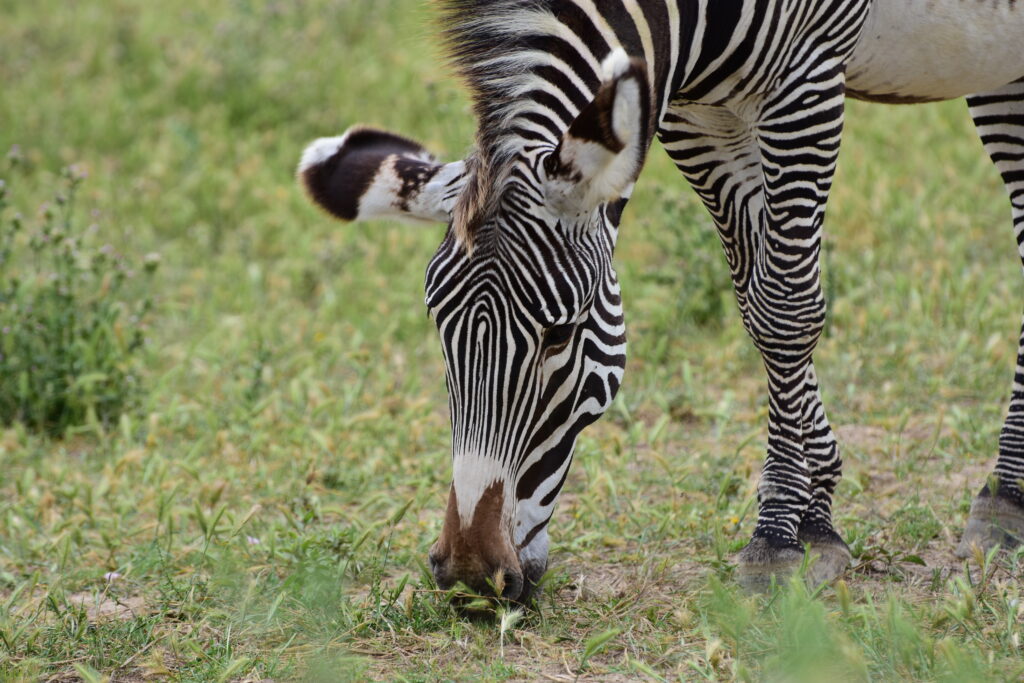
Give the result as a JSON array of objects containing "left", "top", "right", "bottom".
[{"left": 429, "top": 483, "right": 525, "bottom": 601}]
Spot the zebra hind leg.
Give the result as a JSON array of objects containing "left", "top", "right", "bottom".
[{"left": 957, "top": 79, "right": 1024, "bottom": 558}]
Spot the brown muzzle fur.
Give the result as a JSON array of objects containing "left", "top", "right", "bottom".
[{"left": 428, "top": 482, "right": 524, "bottom": 600}]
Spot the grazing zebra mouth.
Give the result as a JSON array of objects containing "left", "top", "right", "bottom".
[{"left": 428, "top": 482, "right": 526, "bottom": 601}]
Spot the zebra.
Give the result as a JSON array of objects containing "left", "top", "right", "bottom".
[{"left": 298, "top": 0, "right": 1024, "bottom": 598}]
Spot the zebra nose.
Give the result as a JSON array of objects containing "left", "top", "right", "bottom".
[
  {"left": 428, "top": 548, "right": 525, "bottom": 601},
  {"left": 430, "top": 483, "right": 525, "bottom": 601}
]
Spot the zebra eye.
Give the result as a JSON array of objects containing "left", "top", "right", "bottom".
[
  {"left": 543, "top": 152, "right": 559, "bottom": 177},
  {"left": 542, "top": 323, "right": 575, "bottom": 349}
]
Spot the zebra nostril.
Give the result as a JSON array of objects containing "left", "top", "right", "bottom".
[
  {"left": 428, "top": 550, "right": 450, "bottom": 588},
  {"left": 500, "top": 569, "right": 524, "bottom": 601}
]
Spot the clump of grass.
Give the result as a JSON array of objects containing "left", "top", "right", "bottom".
[
  {"left": 0, "top": 165, "right": 159, "bottom": 434},
  {"left": 699, "top": 576, "right": 1012, "bottom": 682}
]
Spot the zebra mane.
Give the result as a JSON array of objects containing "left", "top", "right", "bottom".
[{"left": 437, "top": 0, "right": 587, "bottom": 250}]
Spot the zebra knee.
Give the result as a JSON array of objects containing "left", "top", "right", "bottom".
[{"left": 743, "top": 284, "right": 827, "bottom": 362}]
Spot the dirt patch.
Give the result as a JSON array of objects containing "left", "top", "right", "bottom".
[
  {"left": 835, "top": 424, "right": 891, "bottom": 453},
  {"left": 562, "top": 564, "right": 632, "bottom": 602},
  {"left": 836, "top": 417, "right": 947, "bottom": 455},
  {"left": 0, "top": 586, "right": 146, "bottom": 626},
  {"left": 66, "top": 592, "right": 147, "bottom": 622},
  {"left": 938, "top": 460, "right": 992, "bottom": 500}
]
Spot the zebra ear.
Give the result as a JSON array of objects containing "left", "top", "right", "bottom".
[
  {"left": 543, "top": 49, "right": 650, "bottom": 216},
  {"left": 298, "top": 127, "right": 464, "bottom": 224}
]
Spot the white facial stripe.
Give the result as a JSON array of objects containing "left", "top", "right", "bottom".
[
  {"left": 453, "top": 462, "right": 507, "bottom": 527},
  {"left": 517, "top": 525, "right": 549, "bottom": 567}
]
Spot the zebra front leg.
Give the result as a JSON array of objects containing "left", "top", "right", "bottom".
[
  {"left": 731, "top": 69, "right": 853, "bottom": 590},
  {"left": 732, "top": 292, "right": 819, "bottom": 590},
  {"left": 659, "top": 108, "right": 806, "bottom": 586},
  {"left": 957, "top": 79, "right": 1024, "bottom": 557},
  {"left": 743, "top": 365, "right": 852, "bottom": 589},
  {"left": 660, "top": 85, "right": 851, "bottom": 588}
]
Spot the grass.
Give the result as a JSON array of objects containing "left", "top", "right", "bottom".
[{"left": 1, "top": 0, "right": 1023, "bottom": 680}]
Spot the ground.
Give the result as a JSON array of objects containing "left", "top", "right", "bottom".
[{"left": 1, "top": 1, "right": 1022, "bottom": 681}]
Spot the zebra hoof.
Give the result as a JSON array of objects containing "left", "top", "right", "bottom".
[
  {"left": 955, "top": 495, "right": 1024, "bottom": 558},
  {"left": 798, "top": 527, "right": 852, "bottom": 587},
  {"left": 803, "top": 539, "right": 852, "bottom": 588},
  {"left": 734, "top": 537, "right": 804, "bottom": 593}
]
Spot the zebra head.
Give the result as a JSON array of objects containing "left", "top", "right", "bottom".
[{"left": 299, "top": 51, "right": 649, "bottom": 601}]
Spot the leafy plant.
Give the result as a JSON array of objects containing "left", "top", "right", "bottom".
[
  {"left": 0, "top": 166, "right": 159, "bottom": 434},
  {"left": 637, "top": 188, "right": 734, "bottom": 329}
]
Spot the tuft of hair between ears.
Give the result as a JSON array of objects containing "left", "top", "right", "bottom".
[
  {"left": 450, "top": 153, "right": 499, "bottom": 256},
  {"left": 435, "top": 0, "right": 541, "bottom": 256}
]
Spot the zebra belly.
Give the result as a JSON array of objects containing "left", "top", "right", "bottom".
[{"left": 845, "top": 0, "right": 1024, "bottom": 103}]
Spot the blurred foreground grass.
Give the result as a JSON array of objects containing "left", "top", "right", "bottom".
[{"left": 1, "top": 1, "right": 1023, "bottom": 681}]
